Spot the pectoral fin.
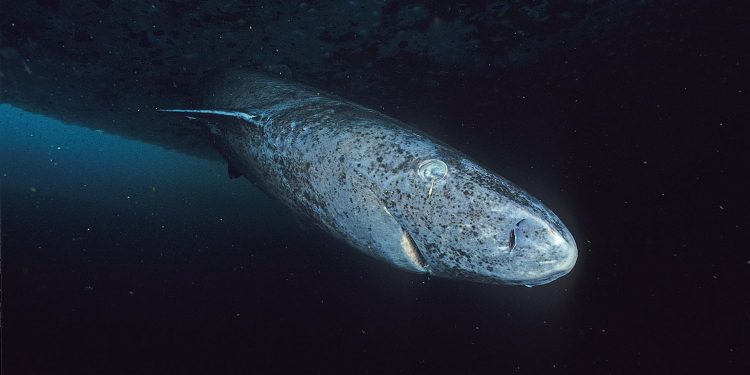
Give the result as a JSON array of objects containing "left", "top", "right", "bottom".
[
  {"left": 158, "top": 109, "right": 265, "bottom": 128},
  {"left": 339, "top": 186, "right": 429, "bottom": 273}
]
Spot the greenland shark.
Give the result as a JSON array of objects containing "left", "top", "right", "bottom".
[{"left": 160, "top": 70, "right": 577, "bottom": 286}]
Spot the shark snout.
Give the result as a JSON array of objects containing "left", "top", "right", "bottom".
[{"left": 505, "top": 219, "right": 578, "bottom": 286}]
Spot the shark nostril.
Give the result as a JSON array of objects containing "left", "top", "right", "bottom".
[{"left": 509, "top": 229, "right": 516, "bottom": 251}]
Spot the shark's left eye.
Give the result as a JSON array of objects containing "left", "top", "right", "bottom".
[{"left": 418, "top": 159, "right": 448, "bottom": 181}]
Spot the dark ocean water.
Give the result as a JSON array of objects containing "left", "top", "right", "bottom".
[
  {"left": 1, "top": 104, "right": 583, "bottom": 373},
  {"left": 1, "top": 1, "right": 748, "bottom": 374}
]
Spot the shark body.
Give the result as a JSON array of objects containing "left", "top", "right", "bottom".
[{"left": 161, "top": 70, "right": 577, "bottom": 286}]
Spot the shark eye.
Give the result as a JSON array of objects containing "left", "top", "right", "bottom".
[{"left": 418, "top": 159, "right": 448, "bottom": 181}]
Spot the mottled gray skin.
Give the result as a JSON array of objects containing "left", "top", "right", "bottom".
[{"left": 169, "top": 70, "right": 577, "bottom": 286}]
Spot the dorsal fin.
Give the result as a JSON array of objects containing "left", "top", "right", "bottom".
[{"left": 158, "top": 109, "right": 264, "bottom": 128}]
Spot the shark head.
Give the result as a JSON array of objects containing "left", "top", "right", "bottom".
[{"left": 373, "top": 150, "right": 578, "bottom": 287}]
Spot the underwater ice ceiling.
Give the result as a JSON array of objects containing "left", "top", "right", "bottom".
[{"left": 0, "top": 0, "right": 653, "bottom": 156}]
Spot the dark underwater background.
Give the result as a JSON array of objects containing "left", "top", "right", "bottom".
[{"left": 1, "top": 1, "right": 747, "bottom": 374}]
